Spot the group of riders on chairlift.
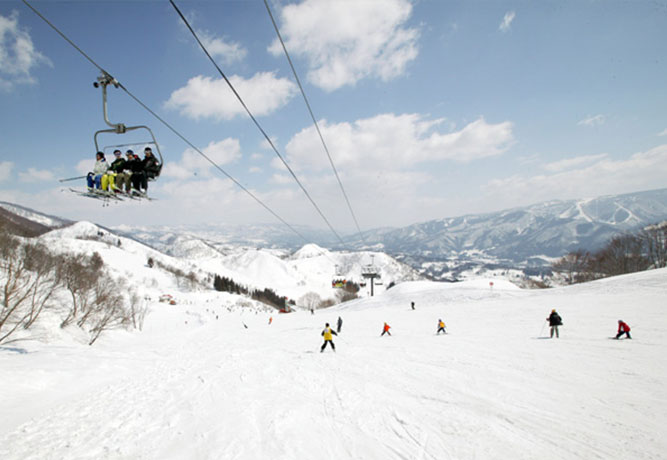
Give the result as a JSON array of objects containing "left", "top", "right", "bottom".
[
  {"left": 86, "top": 146, "right": 160, "bottom": 197},
  {"left": 68, "top": 72, "right": 163, "bottom": 201}
]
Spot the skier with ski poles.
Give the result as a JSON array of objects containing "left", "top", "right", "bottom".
[
  {"left": 547, "top": 309, "right": 563, "bottom": 338},
  {"left": 321, "top": 322, "right": 337, "bottom": 352}
]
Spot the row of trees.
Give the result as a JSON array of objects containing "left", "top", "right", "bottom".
[
  {"left": 552, "top": 222, "right": 667, "bottom": 284},
  {"left": 1, "top": 227, "right": 146, "bottom": 345},
  {"left": 213, "top": 274, "right": 291, "bottom": 310}
]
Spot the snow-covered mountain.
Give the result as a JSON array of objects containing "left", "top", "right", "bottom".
[
  {"left": 110, "top": 188, "right": 667, "bottom": 282},
  {"left": 349, "top": 188, "right": 667, "bottom": 264}
]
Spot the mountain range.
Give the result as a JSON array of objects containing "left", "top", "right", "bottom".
[{"left": 3, "top": 187, "right": 667, "bottom": 282}]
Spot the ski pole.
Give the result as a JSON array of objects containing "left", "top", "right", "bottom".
[
  {"left": 59, "top": 175, "right": 87, "bottom": 183},
  {"left": 538, "top": 320, "right": 547, "bottom": 338}
]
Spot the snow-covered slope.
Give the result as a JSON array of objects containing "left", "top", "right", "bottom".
[{"left": 1, "top": 268, "right": 665, "bottom": 459}]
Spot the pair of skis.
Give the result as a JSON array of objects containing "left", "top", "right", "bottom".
[{"left": 68, "top": 187, "right": 154, "bottom": 202}]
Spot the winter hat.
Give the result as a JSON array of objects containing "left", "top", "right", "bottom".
[
  {"left": 113, "top": 149, "right": 121, "bottom": 155},
  {"left": 126, "top": 149, "right": 134, "bottom": 156}
]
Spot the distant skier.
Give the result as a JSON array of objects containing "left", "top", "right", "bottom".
[
  {"left": 268, "top": 316, "right": 273, "bottom": 325},
  {"left": 321, "top": 322, "right": 337, "bottom": 352},
  {"left": 337, "top": 316, "right": 343, "bottom": 333},
  {"left": 411, "top": 301, "right": 415, "bottom": 310},
  {"left": 381, "top": 322, "right": 392, "bottom": 336},
  {"left": 616, "top": 320, "right": 632, "bottom": 339},
  {"left": 547, "top": 309, "right": 563, "bottom": 338},
  {"left": 437, "top": 319, "right": 446, "bottom": 335}
]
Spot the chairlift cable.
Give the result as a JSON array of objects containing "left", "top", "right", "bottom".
[
  {"left": 22, "top": 0, "right": 310, "bottom": 244},
  {"left": 263, "top": 0, "right": 367, "bottom": 245},
  {"left": 170, "top": 0, "right": 346, "bottom": 248}
]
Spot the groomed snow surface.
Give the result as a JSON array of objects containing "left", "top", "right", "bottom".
[{"left": 1, "top": 270, "right": 666, "bottom": 460}]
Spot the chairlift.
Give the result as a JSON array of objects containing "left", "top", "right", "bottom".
[
  {"left": 93, "top": 72, "right": 163, "bottom": 180},
  {"left": 331, "top": 264, "right": 346, "bottom": 288}
]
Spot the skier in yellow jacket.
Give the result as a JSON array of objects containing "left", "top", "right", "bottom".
[
  {"left": 321, "top": 322, "right": 338, "bottom": 352},
  {"left": 437, "top": 319, "right": 446, "bottom": 335}
]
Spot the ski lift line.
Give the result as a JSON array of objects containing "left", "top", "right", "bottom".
[
  {"left": 115, "top": 85, "right": 312, "bottom": 243},
  {"left": 169, "top": 0, "right": 346, "bottom": 248},
  {"left": 21, "top": 0, "right": 109, "bottom": 78},
  {"left": 262, "top": 0, "right": 366, "bottom": 244},
  {"left": 22, "top": 0, "right": 311, "bottom": 245}
]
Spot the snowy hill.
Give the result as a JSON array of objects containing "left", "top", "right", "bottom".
[
  {"left": 1, "top": 265, "right": 665, "bottom": 459},
  {"left": 352, "top": 188, "right": 667, "bottom": 262},
  {"left": 0, "top": 201, "right": 73, "bottom": 229}
]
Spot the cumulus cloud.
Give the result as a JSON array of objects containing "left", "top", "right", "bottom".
[
  {"left": 543, "top": 153, "right": 608, "bottom": 172},
  {"left": 163, "top": 138, "right": 242, "bottom": 179},
  {"left": 18, "top": 167, "right": 55, "bottom": 183},
  {"left": 166, "top": 72, "right": 297, "bottom": 121},
  {"left": 483, "top": 144, "right": 667, "bottom": 209},
  {"left": 499, "top": 11, "right": 516, "bottom": 33},
  {"left": 658, "top": 128, "right": 667, "bottom": 137},
  {"left": 199, "top": 30, "right": 246, "bottom": 64},
  {"left": 0, "top": 11, "right": 51, "bottom": 90},
  {"left": 284, "top": 113, "right": 514, "bottom": 171},
  {"left": 0, "top": 161, "right": 13, "bottom": 182},
  {"left": 268, "top": 0, "right": 419, "bottom": 91},
  {"left": 578, "top": 114, "right": 606, "bottom": 127}
]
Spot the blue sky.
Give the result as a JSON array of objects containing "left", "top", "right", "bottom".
[{"left": 1, "top": 0, "right": 666, "bottom": 235}]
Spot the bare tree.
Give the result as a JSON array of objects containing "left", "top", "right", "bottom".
[
  {"left": 593, "top": 234, "right": 648, "bottom": 276},
  {"left": 298, "top": 292, "right": 323, "bottom": 311},
  {"left": 22, "top": 244, "right": 62, "bottom": 329},
  {"left": 87, "top": 287, "right": 128, "bottom": 345},
  {"left": 552, "top": 249, "right": 592, "bottom": 284},
  {"left": 127, "top": 290, "right": 148, "bottom": 331},
  {"left": 59, "top": 254, "right": 101, "bottom": 328},
  {"left": 641, "top": 222, "right": 667, "bottom": 269},
  {"left": 0, "top": 232, "right": 33, "bottom": 343}
]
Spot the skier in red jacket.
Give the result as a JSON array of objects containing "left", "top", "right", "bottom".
[
  {"left": 381, "top": 322, "right": 391, "bottom": 336},
  {"left": 616, "top": 320, "right": 632, "bottom": 339}
]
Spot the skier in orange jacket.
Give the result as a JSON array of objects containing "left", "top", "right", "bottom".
[{"left": 381, "top": 322, "right": 391, "bottom": 336}]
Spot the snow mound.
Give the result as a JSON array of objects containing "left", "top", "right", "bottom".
[
  {"left": 291, "top": 243, "right": 330, "bottom": 259},
  {"left": 44, "top": 221, "right": 102, "bottom": 239}
]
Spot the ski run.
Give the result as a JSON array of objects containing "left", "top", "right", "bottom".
[{"left": 1, "top": 268, "right": 666, "bottom": 459}]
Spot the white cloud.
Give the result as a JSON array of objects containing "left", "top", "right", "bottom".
[
  {"left": 543, "top": 153, "right": 608, "bottom": 172},
  {"left": 578, "top": 114, "right": 606, "bottom": 127},
  {"left": 249, "top": 166, "right": 262, "bottom": 174},
  {"left": 482, "top": 144, "right": 667, "bottom": 210},
  {"left": 18, "top": 167, "right": 55, "bottom": 183},
  {"left": 658, "top": 128, "right": 667, "bottom": 137},
  {"left": 0, "top": 161, "right": 13, "bottom": 182},
  {"left": 268, "top": 0, "right": 419, "bottom": 91},
  {"left": 284, "top": 113, "right": 514, "bottom": 172},
  {"left": 199, "top": 30, "right": 246, "bottom": 64},
  {"left": 166, "top": 72, "right": 297, "bottom": 121},
  {"left": 163, "top": 138, "right": 242, "bottom": 179},
  {"left": 0, "top": 11, "right": 52, "bottom": 90},
  {"left": 499, "top": 11, "right": 516, "bottom": 33}
]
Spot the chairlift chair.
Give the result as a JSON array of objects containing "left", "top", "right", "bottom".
[{"left": 93, "top": 72, "right": 163, "bottom": 180}]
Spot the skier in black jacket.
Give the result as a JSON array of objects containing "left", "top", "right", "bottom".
[{"left": 547, "top": 309, "right": 563, "bottom": 338}]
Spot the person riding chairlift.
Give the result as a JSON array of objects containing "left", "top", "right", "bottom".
[{"left": 87, "top": 151, "right": 108, "bottom": 190}]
